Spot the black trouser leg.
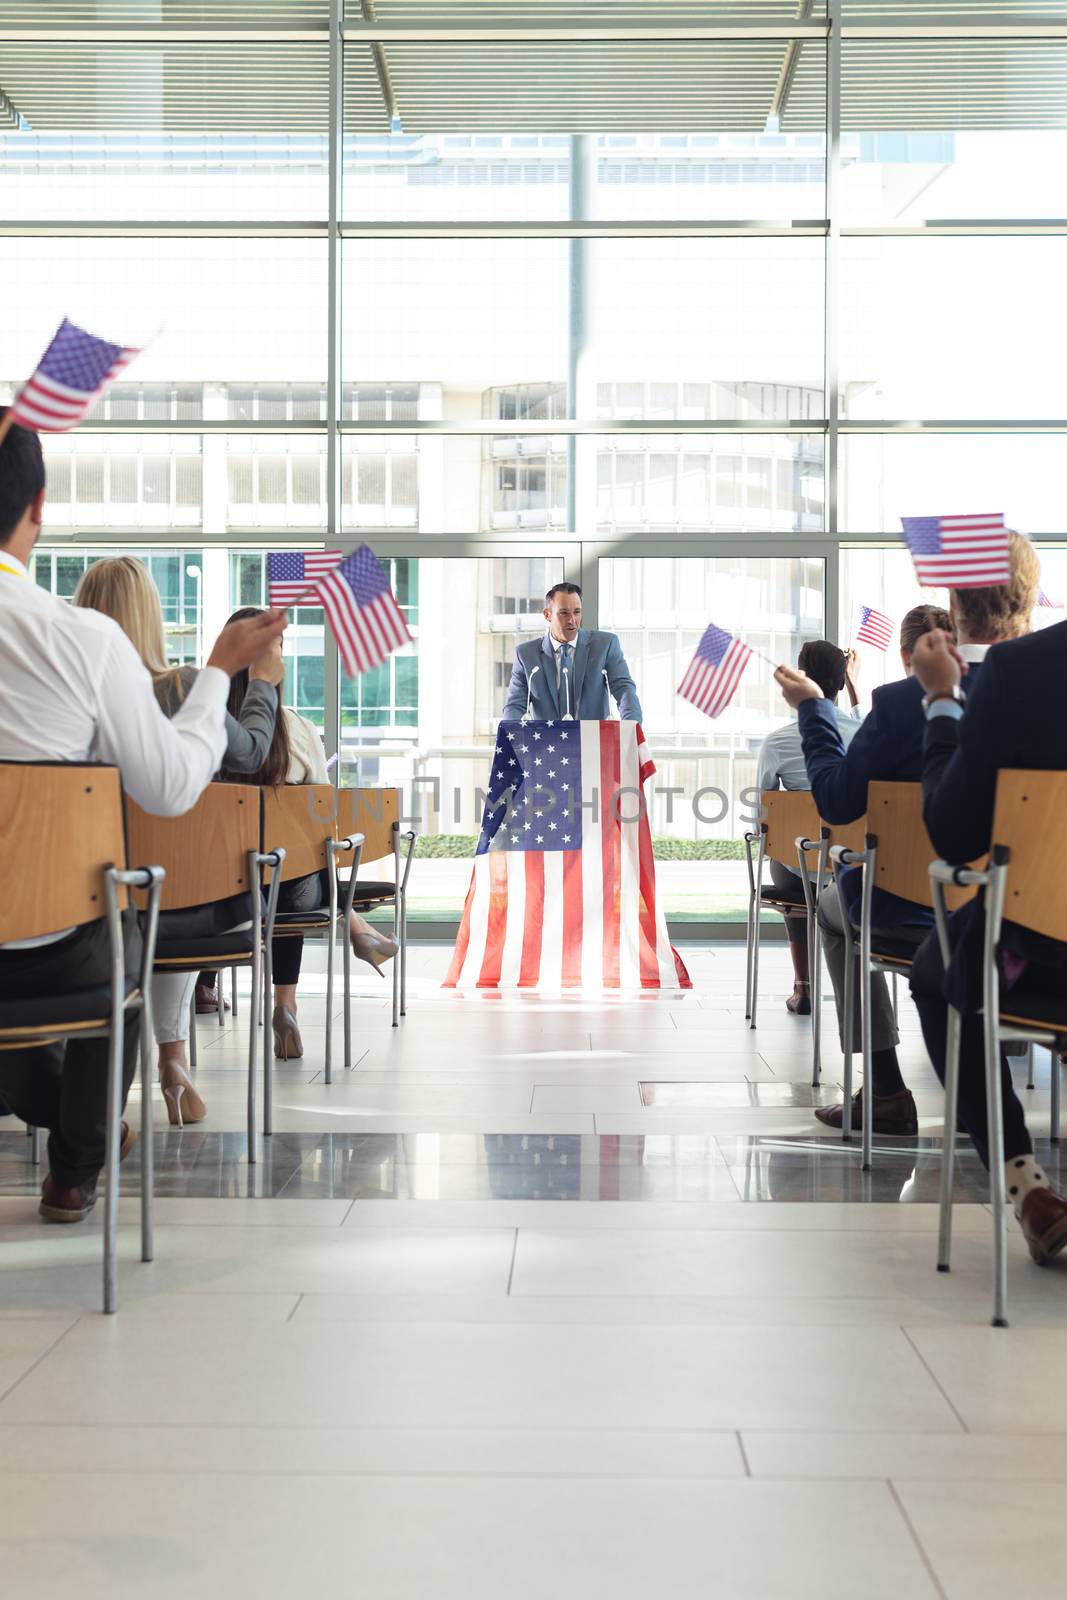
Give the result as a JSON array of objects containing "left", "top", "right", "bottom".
[
  {"left": 910, "top": 925, "right": 1032, "bottom": 1170},
  {"left": 0, "top": 912, "right": 142, "bottom": 1188}
]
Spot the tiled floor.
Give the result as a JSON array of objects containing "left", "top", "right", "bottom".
[{"left": 1, "top": 940, "right": 1066, "bottom": 1598}]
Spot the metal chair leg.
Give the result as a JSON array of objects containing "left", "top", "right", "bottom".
[
  {"left": 263, "top": 940, "right": 273, "bottom": 1138},
  {"left": 400, "top": 887, "right": 408, "bottom": 1019},
  {"left": 840, "top": 914, "right": 855, "bottom": 1145},
  {"left": 139, "top": 1011, "right": 154, "bottom": 1264},
  {"left": 937, "top": 1004, "right": 961, "bottom": 1272},
  {"left": 188, "top": 993, "right": 197, "bottom": 1068},
  {"left": 1051, "top": 1048, "right": 1062, "bottom": 1144},
  {"left": 809, "top": 902, "right": 822, "bottom": 1089},
  {"left": 392, "top": 901, "right": 400, "bottom": 1029},
  {"left": 891, "top": 969, "right": 899, "bottom": 1026},
  {"left": 217, "top": 970, "right": 225, "bottom": 1027},
  {"left": 29, "top": 1124, "right": 41, "bottom": 1165},
  {"left": 231, "top": 965, "right": 238, "bottom": 1019},
  {"left": 1026, "top": 1040, "right": 1035, "bottom": 1091},
  {"left": 343, "top": 911, "right": 353, "bottom": 1071}
]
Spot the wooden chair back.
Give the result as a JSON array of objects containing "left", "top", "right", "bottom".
[
  {"left": 762, "top": 790, "right": 820, "bottom": 865},
  {"left": 262, "top": 784, "right": 337, "bottom": 883},
  {"left": 821, "top": 815, "right": 868, "bottom": 856},
  {"left": 867, "top": 781, "right": 975, "bottom": 912},
  {"left": 0, "top": 763, "right": 127, "bottom": 942},
  {"left": 337, "top": 787, "right": 400, "bottom": 869},
  {"left": 991, "top": 770, "right": 1067, "bottom": 943},
  {"left": 125, "top": 783, "right": 260, "bottom": 912}
]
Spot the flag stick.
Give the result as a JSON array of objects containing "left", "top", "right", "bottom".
[{"left": 0, "top": 412, "right": 15, "bottom": 449}]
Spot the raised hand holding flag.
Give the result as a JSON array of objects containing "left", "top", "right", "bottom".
[{"left": 0, "top": 318, "right": 140, "bottom": 443}]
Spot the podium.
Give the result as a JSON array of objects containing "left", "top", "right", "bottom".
[{"left": 444, "top": 719, "right": 691, "bottom": 994}]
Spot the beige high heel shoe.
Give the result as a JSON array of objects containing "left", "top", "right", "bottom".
[
  {"left": 349, "top": 926, "right": 399, "bottom": 978},
  {"left": 272, "top": 1004, "right": 304, "bottom": 1060},
  {"left": 159, "top": 1059, "right": 207, "bottom": 1129}
]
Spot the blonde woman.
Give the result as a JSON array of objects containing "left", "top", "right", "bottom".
[{"left": 73, "top": 557, "right": 284, "bottom": 1126}]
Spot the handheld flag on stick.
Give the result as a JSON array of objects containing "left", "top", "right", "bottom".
[
  {"left": 1, "top": 318, "right": 140, "bottom": 441},
  {"left": 851, "top": 603, "right": 894, "bottom": 652},
  {"left": 268, "top": 550, "right": 343, "bottom": 607},
  {"left": 1038, "top": 590, "right": 1063, "bottom": 610},
  {"left": 677, "top": 623, "right": 754, "bottom": 720},
  {"left": 901, "top": 513, "right": 1010, "bottom": 590},
  {"left": 310, "top": 544, "right": 412, "bottom": 678}
]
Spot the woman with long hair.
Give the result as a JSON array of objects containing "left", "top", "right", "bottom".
[
  {"left": 208, "top": 606, "right": 397, "bottom": 1061},
  {"left": 73, "top": 557, "right": 283, "bottom": 1126}
]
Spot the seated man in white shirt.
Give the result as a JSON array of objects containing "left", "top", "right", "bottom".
[
  {"left": 0, "top": 413, "right": 287, "bottom": 1222},
  {"left": 756, "top": 640, "right": 863, "bottom": 1015}
]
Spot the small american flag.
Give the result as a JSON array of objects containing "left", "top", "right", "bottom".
[
  {"left": 444, "top": 720, "right": 691, "bottom": 992},
  {"left": 853, "top": 603, "right": 894, "bottom": 652},
  {"left": 8, "top": 318, "right": 139, "bottom": 432},
  {"left": 1038, "top": 590, "right": 1063, "bottom": 609},
  {"left": 901, "top": 513, "right": 1011, "bottom": 589},
  {"left": 268, "top": 550, "right": 342, "bottom": 606},
  {"left": 677, "top": 623, "right": 753, "bottom": 719},
  {"left": 310, "top": 544, "right": 412, "bottom": 677}
]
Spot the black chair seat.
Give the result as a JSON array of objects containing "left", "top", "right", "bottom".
[
  {"left": 865, "top": 925, "right": 928, "bottom": 968},
  {"left": 154, "top": 931, "right": 255, "bottom": 968},
  {"left": 273, "top": 909, "right": 337, "bottom": 933},
  {"left": 0, "top": 977, "right": 139, "bottom": 1034},
  {"left": 339, "top": 878, "right": 397, "bottom": 901},
  {"left": 760, "top": 885, "right": 806, "bottom": 911},
  {"left": 998, "top": 978, "right": 1067, "bottom": 1039}
]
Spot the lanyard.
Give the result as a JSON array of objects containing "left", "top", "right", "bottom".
[{"left": 0, "top": 559, "right": 26, "bottom": 580}]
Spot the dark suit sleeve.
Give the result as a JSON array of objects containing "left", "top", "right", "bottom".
[
  {"left": 798, "top": 690, "right": 891, "bottom": 825},
  {"left": 501, "top": 648, "right": 530, "bottom": 721},
  {"left": 605, "top": 633, "right": 643, "bottom": 721},
  {"left": 921, "top": 649, "right": 1007, "bottom": 863}
]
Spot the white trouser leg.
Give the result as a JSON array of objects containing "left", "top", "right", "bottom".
[{"left": 152, "top": 972, "right": 199, "bottom": 1045}]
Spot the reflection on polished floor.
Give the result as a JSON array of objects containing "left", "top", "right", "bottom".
[{"left": 1, "top": 941, "right": 1065, "bottom": 1598}]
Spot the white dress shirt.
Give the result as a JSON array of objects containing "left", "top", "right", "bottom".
[
  {"left": 757, "top": 702, "right": 864, "bottom": 793},
  {"left": 0, "top": 552, "right": 231, "bottom": 945},
  {"left": 0, "top": 553, "right": 229, "bottom": 814}
]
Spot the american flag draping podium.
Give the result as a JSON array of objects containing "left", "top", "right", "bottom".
[{"left": 445, "top": 719, "right": 691, "bottom": 993}]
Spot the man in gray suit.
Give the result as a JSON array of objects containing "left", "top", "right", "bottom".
[{"left": 501, "top": 582, "right": 643, "bottom": 722}]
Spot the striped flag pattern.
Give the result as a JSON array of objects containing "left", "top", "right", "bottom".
[
  {"left": 677, "top": 623, "right": 753, "bottom": 719},
  {"left": 852, "top": 603, "right": 894, "bottom": 652},
  {"left": 444, "top": 720, "right": 691, "bottom": 993},
  {"left": 268, "top": 550, "right": 343, "bottom": 606},
  {"left": 901, "top": 513, "right": 1011, "bottom": 589},
  {"left": 1038, "top": 590, "right": 1063, "bottom": 609},
  {"left": 311, "top": 544, "right": 412, "bottom": 677},
  {"left": 8, "top": 318, "right": 139, "bottom": 432}
]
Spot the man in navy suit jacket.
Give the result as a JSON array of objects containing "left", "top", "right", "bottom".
[
  {"left": 910, "top": 616, "right": 1067, "bottom": 1264},
  {"left": 501, "top": 582, "right": 643, "bottom": 723},
  {"left": 774, "top": 534, "right": 1040, "bottom": 1137}
]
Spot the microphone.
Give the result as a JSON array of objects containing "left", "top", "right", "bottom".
[
  {"left": 561, "top": 666, "right": 573, "bottom": 720},
  {"left": 522, "top": 663, "right": 541, "bottom": 724}
]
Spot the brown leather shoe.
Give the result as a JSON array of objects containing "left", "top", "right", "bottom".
[
  {"left": 39, "top": 1174, "right": 98, "bottom": 1223},
  {"left": 814, "top": 1088, "right": 918, "bottom": 1136},
  {"left": 194, "top": 983, "right": 230, "bottom": 1015},
  {"left": 1018, "top": 1187, "right": 1067, "bottom": 1266}
]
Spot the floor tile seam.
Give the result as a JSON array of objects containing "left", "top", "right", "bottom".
[
  {"left": 900, "top": 1326, "right": 971, "bottom": 1435},
  {"left": 886, "top": 1479, "right": 949, "bottom": 1600},
  {"left": 0, "top": 1466, "right": 753, "bottom": 1481},
  {"left": 0, "top": 1318, "right": 79, "bottom": 1408}
]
